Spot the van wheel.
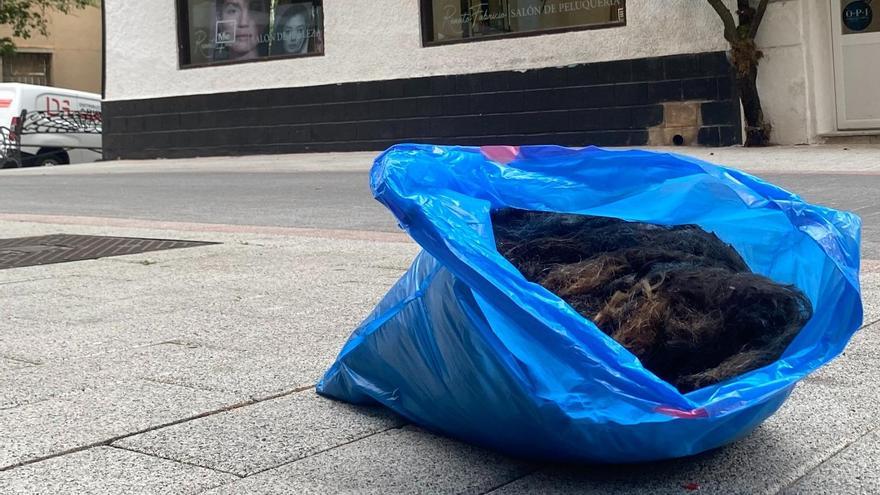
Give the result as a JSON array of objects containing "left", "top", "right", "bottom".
[
  {"left": 36, "top": 156, "right": 61, "bottom": 166},
  {"left": 35, "top": 150, "right": 69, "bottom": 166},
  {"left": 1, "top": 158, "right": 21, "bottom": 169}
]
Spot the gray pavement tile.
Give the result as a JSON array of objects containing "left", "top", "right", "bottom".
[
  {"left": 173, "top": 281, "right": 393, "bottom": 354},
  {"left": 2, "top": 241, "right": 408, "bottom": 330},
  {"left": 0, "top": 317, "right": 183, "bottom": 364},
  {"left": 0, "top": 258, "right": 108, "bottom": 284},
  {"left": 0, "top": 335, "right": 324, "bottom": 410},
  {"left": 861, "top": 271, "right": 880, "bottom": 326},
  {"left": 0, "top": 446, "right": 236, "bottom": 495},
  {"left": 1, "top": 287, "right": 193, "bottom": 326},
  {"left": 202, "top": 426, "right": 533, "bottom": 495},
  {"left": 0, "top": 340, "right": 317, "bottom": 406},
  {"left": 0, "top": 378, "right": 241, "bottom": 469},
  {"left": 0, "top": 358, "right": 34, "bottom": 372},
  {"left": 99, "top": 342, "right": 325, "bottom": 399},
  {"left": 184, "top": 272, "right": 398, "bottom": 322},
  {"left": 114, "top": 390, "right": 405, "bottom": 476},
  {"left": 490, "top": 325, "right": 880, "bottom": 495},
  {"left": 0, "top": 359, "right": 100, "bottom": 408},
  {"left": 0, "top": 250, "right": 401, "bottom": 362},
  {"left": 781, "top": 429, "right": 880, "bottom": 494},
  {"left": 804, "top": 321, "right": 879, "bottom": 388}
]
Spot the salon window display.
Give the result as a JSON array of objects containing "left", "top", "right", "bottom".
[
  {"left": 179, "top": 0, "right": 323, "bottom": 66},
  {"left": 421, "top": 0, "right": 625, "bottom": 44}
]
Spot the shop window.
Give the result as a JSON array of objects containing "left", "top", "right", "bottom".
[
  {"left": 2, "top": 52, "right": 51, "bottom": 86},
  {"left": 177, "top": 0, "right": 323, "bottom": 67},
  {"left": 420, "top": 0, "right": 626, "bottom": 45}
]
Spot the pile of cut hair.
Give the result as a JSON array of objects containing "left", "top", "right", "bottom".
[{"left": 491, "top": 208, "right": 813, "bottom": 393}]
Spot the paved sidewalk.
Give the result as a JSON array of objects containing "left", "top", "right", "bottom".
[{"left": 0, "top": 146, "right": 878, "bottom": 493}]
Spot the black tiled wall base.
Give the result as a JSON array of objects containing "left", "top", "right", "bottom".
[{"left": 104, "top": 51, "right": 741, "bottom": 159}]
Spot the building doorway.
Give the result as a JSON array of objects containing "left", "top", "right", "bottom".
[{"left": 832, "top": 1, "right": 880, "bottom": 130}]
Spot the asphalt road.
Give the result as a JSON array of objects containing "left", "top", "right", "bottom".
[
  {"left": 0, "top": 170, "right": 399, "bottom": 233},
  {"left": 0, "top": 168, "right": 877, "bottom": 258}
]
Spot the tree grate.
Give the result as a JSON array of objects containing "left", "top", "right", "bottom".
[{"left": 0, "top": 234, "right": 217, "bottom": 270}]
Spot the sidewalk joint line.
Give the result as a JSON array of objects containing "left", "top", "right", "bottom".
[
  {"left": 243, "top": 422, "right": 409, "bottom": 478},
  {"left": 137, "top": 377, "right": 222, "bottom": 394},
  {"left": 0, "top": 355, "right": 42, "bottom": 366},
  {"left": 861, "top": 318, "right": 880, "bottom": 330},
  {"left": 0, "top": 276, "right": 63, "bottom": 286},
  {"left": 0, "top": 384, "right": 316, "bottom": 472},
  {"left": 108, "top": 444, "right": 244, "bottom": 478},
  {"left": 774, "top": 424, "right": 880, "bottom": 494},
  {"left": 480, "top": 467, "right": 543, "bottom": 495}
]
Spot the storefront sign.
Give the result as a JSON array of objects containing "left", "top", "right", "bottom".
[
  {"left": 179, "top": 0, "right": 323, "bottom": 67},
  {"left": 423, "top": 0, "right": 626, "bottom": 44},
  {"left": 842, "top": 0, "right": 878, "bottom": 34}
]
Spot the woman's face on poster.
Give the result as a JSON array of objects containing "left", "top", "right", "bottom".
[
  {"left": 218, "top": 0, "right": 268, "bottom": 59},
  {"left": 282, "top": 12, "right": 309, "bottom": 54}
]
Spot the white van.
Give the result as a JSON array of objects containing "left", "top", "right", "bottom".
[{"left": 0, "top": 83, "right": 102, "bottom": 167}]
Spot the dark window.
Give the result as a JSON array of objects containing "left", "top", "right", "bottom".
[
  {"left": 176, "top": 0, "right": 324, "bottom": 68},
  {"left": 3, "top": 52, "right": 52, "bottom": 85},
  {"left": 420, "top": 0, "right": 626, "bottom": 45}
]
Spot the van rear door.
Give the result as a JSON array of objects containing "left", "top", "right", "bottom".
[
  {"left": 0, "top": 88, "right": 18, "bottom": 154},
  {"left": 0, "top": 88, "right": 18, "bottom": 129}
]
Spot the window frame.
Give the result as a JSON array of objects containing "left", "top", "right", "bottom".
[
  {"left": 175, "top": 0, "right": 325, "bottom": 70},
  {"left": 2, "top": 51, "right": 53, "bottom": 86},
  {"left": 418, "top": 0, "right": 627, "bottom": 47}
]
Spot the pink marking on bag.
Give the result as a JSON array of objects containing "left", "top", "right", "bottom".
[
  {"left": 480, "top": 146, "right": 520, "bottom": 165},
  {"left": 655, "top": 405, "right": 709, "bottom": 419}
]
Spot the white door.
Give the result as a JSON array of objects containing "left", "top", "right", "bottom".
[{"left": 832, "top": 1, "right": 880, "bottom": 129}]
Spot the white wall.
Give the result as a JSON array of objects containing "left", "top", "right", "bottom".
[
  {"left": 752, "top": 0, "right": 810, "bottom": 144},
  {"left": 105, "top": 0, "right": 730, "bottom": 101},
  {"left": 752, "top": 0, "right": 847, "bottom": 144},
  {"left": 801, "top": 0, "right": 847, "bottom": 139}
]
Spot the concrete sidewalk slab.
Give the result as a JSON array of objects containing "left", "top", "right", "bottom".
[
  {"left": 781, "top": 430, "right": 880, "bottom": 494},
  {"left": 0, "top": 358, "right": 33, "bottom": 372},
  {"left": 0, "top": 227, "right": 417, "bottom": 365},
  {"left": 96, "top": 342, "right": 327, "bottom": 399},
  {"left": 0, "top": 358, "right": 109, "bottom": 408},
  {"left": 202, "top": 426, "right": 534, "bottom": 495},
  {"left": 0, "top": 378, "right": 241, "bottom": 469},
  {"left": 490, "top": 322, "right": 880, "bottom": 495},
  {"left": 861, "top": 271, "right": 880, "bottom": 326},
  {"left": 0, "top": 446, "right": 236, "bottom": 494},
  {"left": 114, "top": 389, "right": 404, "bottom": 477},
  {"left": 806, "top": 321, "right": 879, "bottom": 388},
  {"left": 0, "top": 171, "right": 875, "bottom": 495},
  {"left": 0, "top": 315, "right": 185, "bottom": 364},
  {"left": 1, "top": 338, "right": 321, "bottom": 409}
]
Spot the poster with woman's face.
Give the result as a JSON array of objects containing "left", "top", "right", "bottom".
[
  {"left": 185, "top": 0, "right": 323, "bottom": 65},
  {"left": 215, "top": 0, "right": 270, "bottom": 60},
  {"left": 271, "top": 2, "right": 323, "bottom": 55}
]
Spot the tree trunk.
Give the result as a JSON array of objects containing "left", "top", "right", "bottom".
[
  {"left": 737, "top": 63, "right": 769, "bottom": 146},
  {"left": 707, "top": 0, "right": 771, "bottom": 146},
  {"left": 730, "top": 35, "right": 770, "bottom": 146}
]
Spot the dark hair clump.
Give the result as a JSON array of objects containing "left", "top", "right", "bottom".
[{"left": 492, "top": 208, "right": 813, "bottom": 393}]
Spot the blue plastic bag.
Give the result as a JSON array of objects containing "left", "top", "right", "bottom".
[{"left": 317, "top": 144, "right": 863, "bottom": 462}]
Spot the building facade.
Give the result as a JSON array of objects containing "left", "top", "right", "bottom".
[
  {"left": 0, "top": 5, "right": 103, "bottom": 94},
  {"left": 102, "top": 0, "right": 880, "bottom": 159}
]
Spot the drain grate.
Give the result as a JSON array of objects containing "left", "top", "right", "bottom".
[{"left": 0, "top": 234, "right": 217, "bottom": 270}]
